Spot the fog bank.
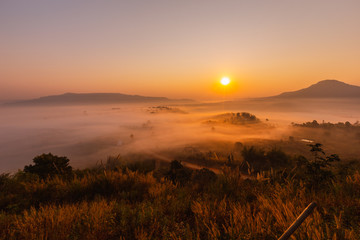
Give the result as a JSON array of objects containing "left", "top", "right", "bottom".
[{"left": 1, "top": 98, "right": 359, "bottom": 172}]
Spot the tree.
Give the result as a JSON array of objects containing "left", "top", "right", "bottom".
[
  {"left": 308, "top": 143, "right": 340, "bottom": 170},
  {"left": 299, "top": 143, "right": 340, "bottom": 188},
  {"left": 24, "top": 153, "right": 72, "bottom": 179}
]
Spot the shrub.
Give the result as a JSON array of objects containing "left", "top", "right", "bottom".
[
  {"left": 166, "top": 160, "right": 192, "bottom": 185},
  {"left": 241, "top": 146, "right": 269, "bottom": 172},
  {"left": 266, "top": 148, "right": 289, "bottom": 168}
]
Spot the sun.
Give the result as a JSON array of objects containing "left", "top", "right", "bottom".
[{"left": 220, "top": 77, "right": 230, "bottom": 86}]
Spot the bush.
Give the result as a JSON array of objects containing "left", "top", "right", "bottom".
[
  {"left": 266, "top": 148, "right": 289, "bottom": 168},
  {"left": 166, "top": 160, "right": 192, "bottom": 185},
  {"left": 241, "top": 146, "right": 269, "bottom": 172}
]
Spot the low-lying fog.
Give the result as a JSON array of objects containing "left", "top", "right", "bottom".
[{"left": 1, "top": 98, "right": 360, "bottom": 173}]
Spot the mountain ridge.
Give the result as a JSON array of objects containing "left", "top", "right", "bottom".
[
  {"left": 5, "top": 80, "right": 360, "bottom": 106},
  {"left": 5, "top": 92, "right": 194, "bottom": 106},
  {"left": 270, "top": 80, "right": 360, "bottom": 98}
]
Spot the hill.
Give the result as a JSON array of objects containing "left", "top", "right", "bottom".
[
  {"left": 5, "top": 93, "right": 193, "bottom": 106},
  {"left": 273, "top": 80, "right": 360, "bottom": 98}
]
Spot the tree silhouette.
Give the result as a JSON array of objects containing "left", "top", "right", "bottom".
[
  {"left": 302, "top": 143, "right": 340, "bottom": 188},
  {"left": 24, "top": 153, "right": 72, "bottom": 179}
]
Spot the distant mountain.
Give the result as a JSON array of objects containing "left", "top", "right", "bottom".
[
  {"left": 6, "top": 93, "right": 193, "bottom": 106},
  {"left": 272, "top": 80, "right": 360, "bottom": 98}
]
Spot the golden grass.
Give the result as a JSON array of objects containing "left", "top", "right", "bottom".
[
  {"left": 1, "top": 168, "right": 359, "bottom": 239},
  {"left": 5, "top": 199, "right": 115, "bottom": 240}
]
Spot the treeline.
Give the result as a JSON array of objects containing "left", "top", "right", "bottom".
[
  {"left": 292, "top": 120, "right": 360, "bottom": 129},
  {"left": 0, "top": 144, "right": 360, "bottom": 239}
]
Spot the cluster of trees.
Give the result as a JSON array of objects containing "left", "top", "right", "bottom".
[
  {"left": 292, "top": 120, "right": 360, "bottom": 129},
  {"left": 147, "top": 106, "right": 186, "bottom": 114},
  {"left": 220, "top": 112, "right": 260, "bottom": 124},
  {"left": 15, "top": 143, "right": 341, "bottom": 190},
  {"left": 205, "top": 112, "right": 260, "bottom": 125},
  {"left": 225, "top": 143, "right": 340, "bottom": 189}
]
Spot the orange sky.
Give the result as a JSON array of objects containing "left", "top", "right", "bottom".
[{"left": 1, "top": 1, "right": 360, "bottom": 101}]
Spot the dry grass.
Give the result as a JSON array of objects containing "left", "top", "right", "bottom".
[
  {"left": 1, "top": 166, "right": 360, "bottom": 239},
  {"left": 3, "top": 199, "right": 115, "bottom": 240}
]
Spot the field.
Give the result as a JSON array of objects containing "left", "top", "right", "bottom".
[{"left": 1, "top": 147, "right": 360, "bottom": 239}]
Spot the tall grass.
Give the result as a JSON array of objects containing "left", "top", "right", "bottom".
[
  {"left": 1, "top": 160, "right": 360, "bottom": 239},
  {"left": 8, "top": 200, "right": 115, "bottom": 240}
]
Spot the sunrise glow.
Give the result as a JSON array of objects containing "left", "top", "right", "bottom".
[
  {"left": 1, "top": 1, "right": 360, "bottom": 101},
  {"left": 221, "top": 77, "right": 230, "bottom": 86}
]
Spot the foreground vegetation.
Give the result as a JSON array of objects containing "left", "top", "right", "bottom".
[{"left": 0, "top": 145, "right": 360, "bottom": 239}]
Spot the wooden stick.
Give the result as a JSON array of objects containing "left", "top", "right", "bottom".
[{"left": 278, "top": 202, "right": 317, "bottom": 240}]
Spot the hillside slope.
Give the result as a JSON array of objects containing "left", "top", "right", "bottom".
[{"left": 274, "top": 80, "right": 360, "bottom": 98}]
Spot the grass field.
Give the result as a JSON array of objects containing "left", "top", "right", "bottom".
[{"left": 1, "top": 143, "right": 359, "bottom": 240}]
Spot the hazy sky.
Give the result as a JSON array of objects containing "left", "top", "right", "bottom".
[{"left": 1, "top": 0, "right": 360, "bottom": 101}]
